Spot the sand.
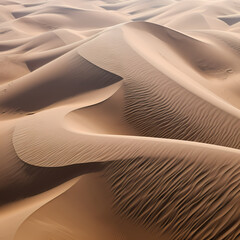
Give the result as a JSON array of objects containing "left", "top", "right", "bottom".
[{"left": 0, "top": 0, "right": 240, "bottom": 239}]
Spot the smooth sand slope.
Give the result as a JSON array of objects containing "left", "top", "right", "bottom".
[{"left": 0, "top": 0, "right": 240, "bottom": 240}]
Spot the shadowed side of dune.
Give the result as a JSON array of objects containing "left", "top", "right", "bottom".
[
  {"left": 219, "top": 15, "right": 240, "bottom": 26},
  {"left": 0, "top": 123, "right": 107, "bottom": 207},
  {"left": 0, "top": 133, "right": 106, "bottom": 207},
  {"left": 24, "top": 39, "right": 87, "bottom": 72},
  {"left": 0, "top": 160, "right": 106, "bottom": 207},
  {"left": 0, "top": 53, "right": 122, "bottom": 114}
]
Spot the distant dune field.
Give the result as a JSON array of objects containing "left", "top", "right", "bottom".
[{"left": 0, "top": 0, "right": 240, "bottom": 240}]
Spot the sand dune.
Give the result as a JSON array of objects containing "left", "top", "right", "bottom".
[
  {"left": 12, "top": 143, "right": 240, "bottom": 239},
  {"left": 0, "top": 0, "right": 240, "bottom": 240}
]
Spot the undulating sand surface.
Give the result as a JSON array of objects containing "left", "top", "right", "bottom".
[{"left": 0, "top": 0, "right": 240, "bottom": 239}]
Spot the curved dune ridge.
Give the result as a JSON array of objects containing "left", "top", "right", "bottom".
[{"left": 0, "top": 0, "right": 240, "bottom": 240}]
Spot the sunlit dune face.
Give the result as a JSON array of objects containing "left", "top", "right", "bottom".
[{"left": 0, "top": 0, "right": 240, "bottom": 240}]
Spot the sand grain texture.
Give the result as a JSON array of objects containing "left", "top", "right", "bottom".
[{"left": 0, "top": 0, "right": 240, "bottom": 239}]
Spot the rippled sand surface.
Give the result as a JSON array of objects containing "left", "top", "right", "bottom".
[{"left": 0, "top": 0, "right": 240, "bottom": 239}]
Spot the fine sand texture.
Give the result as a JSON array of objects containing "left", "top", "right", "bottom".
[{"left": 0, "top": 0, "right": 240, "bottom": 240}]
